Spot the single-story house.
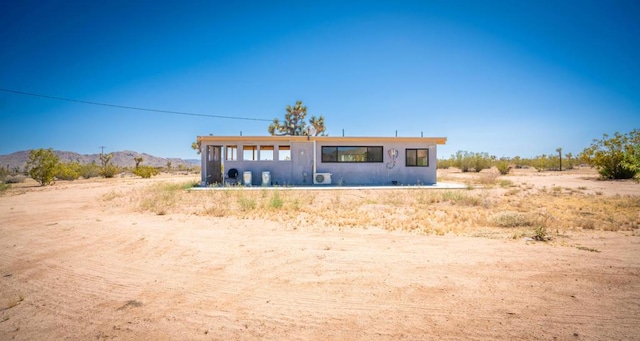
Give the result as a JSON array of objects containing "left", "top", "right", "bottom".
[{"left": 196, "top": 135, "right": 447, "bottom": 186}]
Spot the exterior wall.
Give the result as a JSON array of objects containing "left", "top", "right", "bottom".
[
  {"left": 200, "top": 137, "right": 440, "bottom": 186},
  {"left": 314, "top": 141, "right": 438, "bottom": 185}
]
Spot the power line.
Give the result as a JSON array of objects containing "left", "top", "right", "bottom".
[{"left": 0, "top": 88, "right": 272, "bottom": 122}]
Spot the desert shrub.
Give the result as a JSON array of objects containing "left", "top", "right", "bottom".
[
  {"left": 441, "top": 190, "right": 483, "bottom": 206},
  {"left": 533, "top": 225, "right": 548, "bottom": 241},
  {"left": 580, "top": 129, "right": 640, "bottom": 179},
  {"left": 100, "top": 164, "right": 119, "bottom": 178},
  {"left": 491, "top": 211, "right": 533, "bottom": 227},
  {"left": 495, "top": 160, "right": 511, "bottom": 175},
  {"left": 56, "top": 162, "right": 81, "bottom": 181},
  {"left": 237, "top": 195, "right": 256, "bottom": 211},
  {"left": 0, "top": 167, "right": 9, "bottom": 182},
  {"left": 531, "top": 154, "right": 560, "bottom": 172},
  {"left": 26, "top": 148, "right": 60, "bottom": 186},
  {"left": 4, "top": 175, "right": 26, "bottom": 183},
  {"left": 451, "top": 151, "right": 492, "bottom": 172},
  {"left": 437, "top": 158, "right": 454, "bottom": 169},
  {"left": 79, "top": 163, "right": 100, "bottom": 179},
  {"left": 133, "top": 165, "right": 160, "bottom": 178},
  {"left": 99, "top": 153, "right": 120, "bottom": 178},
  {"left": 269, "top": 191, "right": 283, "bottom": 209},
  {"left": 471, "top": 152, "right": 492, "bottom": 172},
  {"left": 139, "top": 182, "right": 187, "bottom": 214},
  {"left": 0, "top": 182, "right": 9, "bottom": 193}
]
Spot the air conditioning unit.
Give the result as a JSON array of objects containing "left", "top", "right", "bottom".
[{"left": 313, "top": 173, "right": 332, "bottom": 185}]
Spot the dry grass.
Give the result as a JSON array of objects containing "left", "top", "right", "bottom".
[{"left": 113, "top": 179, "right": 640, "bottom": 240}]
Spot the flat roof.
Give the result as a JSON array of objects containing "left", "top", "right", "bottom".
[{"left": 197, "top": 135, "right": 447, "bottom": 144}]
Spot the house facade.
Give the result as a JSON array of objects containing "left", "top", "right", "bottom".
[{"left": 197, "top": 135, "right": 447, "bottom": 186}]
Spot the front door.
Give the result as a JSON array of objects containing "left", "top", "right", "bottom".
[{"left": 206, "top": 146, "right": 222, "bottom": 184}]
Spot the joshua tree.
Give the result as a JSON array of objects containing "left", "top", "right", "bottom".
[{"left": 134, "top": 157, "right": 143, "bottom": 169}]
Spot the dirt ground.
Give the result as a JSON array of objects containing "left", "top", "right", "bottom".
[{"left": 1, "top": 169, "right": 639, "bottom": 340}]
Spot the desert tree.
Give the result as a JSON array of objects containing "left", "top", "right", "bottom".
[
  {"left": 556, "top": 147, "right": 563, "bottom": 171},
  {"left": 268, "top": 101, "right": 326, "bottom": 136},
  {"left": 99, "top": 153, "right": 118, "bottom": 178},
  {"left": 580, "top": 129, "right": 640, "bottom": 179},
  {"left": 134, "top": 157, "right": 143, "bottom": 169},
  {"left": 191, "top": 141, "right": 201, "bottom": 154},
  {"left": 26, "top": 148, "right": 60, "bottom": 186}
]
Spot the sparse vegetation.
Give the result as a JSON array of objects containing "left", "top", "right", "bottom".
[
  {"left": 450, "top": 151, "right": 492, "bottom": 172},
  {"left": 85, "top": 160, "right": 636, "bottom": 240}
]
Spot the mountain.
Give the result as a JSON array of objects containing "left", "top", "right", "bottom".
[{"left": 0, "top": 150, "right": 199, "bottom": 172}]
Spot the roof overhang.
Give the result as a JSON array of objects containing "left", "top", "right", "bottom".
[{"left": 197, "top": 135, "right": 447, "bottom": 145}]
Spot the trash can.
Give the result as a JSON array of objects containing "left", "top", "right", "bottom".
[
  {"left": 261, "top": 171, "right": 271, "bottom": 186},
  {"left": 243, "top": 171, "right": 252, "bottom": 186}
]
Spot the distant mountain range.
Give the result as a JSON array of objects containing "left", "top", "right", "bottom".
[{"left": 0, "top": 150, "right": 199, "bottom": 171}]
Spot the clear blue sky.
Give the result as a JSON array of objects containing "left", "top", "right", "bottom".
[{"left": 1, "top": 0, "right": 638, "bottom": 159}]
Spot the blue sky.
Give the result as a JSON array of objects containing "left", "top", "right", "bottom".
[{"left": 1, "top": 0, "right": 638, "bottom": 159}]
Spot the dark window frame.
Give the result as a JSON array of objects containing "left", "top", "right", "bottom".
[
  {"left": 321, "top": 146, "right": 384, "bottom": 163},
  {"left": 406, "top": 148, "right": 429, "bottom": 167}
]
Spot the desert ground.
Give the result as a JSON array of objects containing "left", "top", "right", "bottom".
[{"left": 1, "top": 168, "right": 639, "bottom": 340}]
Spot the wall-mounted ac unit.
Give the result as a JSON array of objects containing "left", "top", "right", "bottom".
[{"left": 313, "top": 173, "right": 332, "bottom": 185}]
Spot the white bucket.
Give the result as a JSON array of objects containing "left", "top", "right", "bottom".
[
  {"left": 261, "top": 171, "right": 271, "bottom": 186},
  {"left": 243, "top": 171, "right": 252, "bottom": 186}
]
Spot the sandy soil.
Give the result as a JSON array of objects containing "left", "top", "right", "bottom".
[{"left": 1, "top": 171, "right": 639, "bottom": 340}]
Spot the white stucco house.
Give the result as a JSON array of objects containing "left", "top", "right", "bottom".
[{"left": 197, "top": 135, "right": 447, "bottom": 186}]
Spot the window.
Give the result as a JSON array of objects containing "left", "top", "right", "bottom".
[
  {"left": 260, "top": 145, "right": 274, "bottom": 161},
  {"left": 225, "top": 145, "right": 237, "bottom": 161},
  {"left": 278, "top": 146, "right": 291, "bottom": 161},
  {"left": 243, "top": 145, "right": 257, "bottom": 161},
  {"left": 321, "top": 146, "right": 383, "bottom": 163},
  {"left": 406, "top": 148, "right": 429, "bottom": 167}
]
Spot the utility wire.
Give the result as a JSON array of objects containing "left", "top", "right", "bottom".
[{"left": 0, "top": 88, "right": 272, "bottom": 122}]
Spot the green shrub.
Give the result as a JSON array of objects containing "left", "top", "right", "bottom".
[
  {"left": 452, "top": 151, "right": 492, "bottom": 172},
  {"left": 26, "top": 148, "right": 60, "bottom": 186},
  {"left": 99, "top": 153, "right": 120, "bottom": 178},
  {"left": 237, "top": 195, "right": 256, "bottom": 211},
  {"left": 56, "top": 162, "right": 81, "bottom": 181},
  {"left": 100, "top": 164, "right": 119, "bottom": 178},
  {"left": 269, "top": 191, "right": 283, "bottom": 209},
  {"left": 133, "top": 165, "right": 160, "bottom": 178},
  {"left": 495, "top": 160, "right": 511, "bottom": 175},
  {"left": 79, "top": 163, "right": 100, "bottom": 179},
  {"left": 580, "top": 129, "right": 640, "bottom": 179}
]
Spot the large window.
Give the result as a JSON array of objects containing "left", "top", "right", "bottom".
[
  {"left": 406, "top": 148, "right": 429, "bottom": 167},
  {"left": 260, "top": 145, "right": 274, "bottom": 161},
  {"left": 243, "top": 145, "right": 257, "bottom": 161},
  {"left": 278, "top": 146, "right": 291, "bottom": 161},
  {"left": 225, "top": 145, "right": 237, "bottom": 161},
  {"left": 322, "top": 146, "right": 383, "bottom": 163}
]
